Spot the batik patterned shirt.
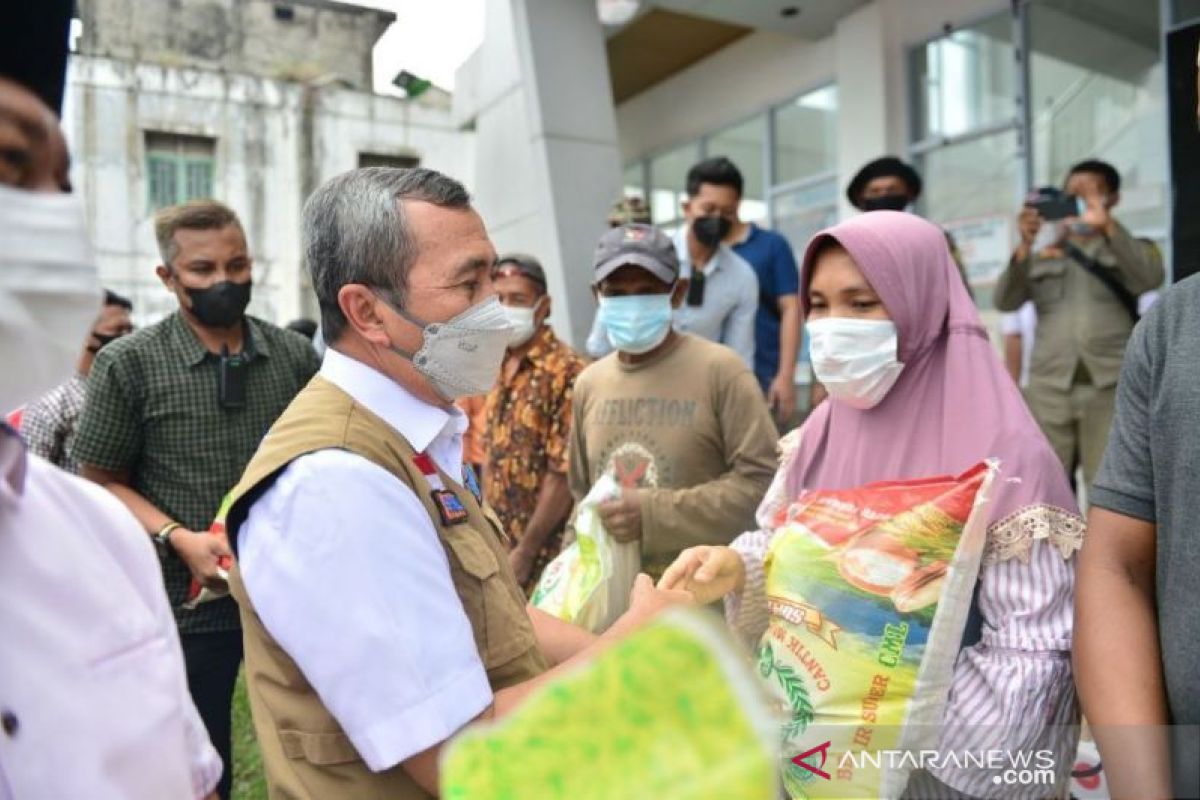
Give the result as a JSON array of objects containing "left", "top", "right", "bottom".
[{"left": 483, "top": 325, "right": 586, "bottom": 591}]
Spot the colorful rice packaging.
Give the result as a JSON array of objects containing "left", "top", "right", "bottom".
[{"left": 759, "top": 462, "right": 996, "bottom": 799}]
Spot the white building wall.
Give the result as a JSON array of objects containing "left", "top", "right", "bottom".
[{"left": 67, "top": 55, "right": 473, "bottom": 327}]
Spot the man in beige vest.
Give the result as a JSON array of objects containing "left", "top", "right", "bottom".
[{"left": 225, "top": 167, "right": 687, "bottom": 799}]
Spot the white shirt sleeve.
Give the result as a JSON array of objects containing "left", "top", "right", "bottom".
[
  {"left": 237, "top": 448, "right": 492, "bottom": 772},
  {"left": 1000, "top": 311, "right": 1022, "bottom": 336}
]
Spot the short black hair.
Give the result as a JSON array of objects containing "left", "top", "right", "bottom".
[
  {"left": 686, "top": 156, "right": 744, "bottom": 198},
  {"left": 1066, "top": 159, "right": 1121, "bottom": 194},
  {"left": 103, "top": 289, "right": 133, "bottom": 310}
]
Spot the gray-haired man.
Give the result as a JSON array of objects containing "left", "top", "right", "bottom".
[{"left": 225, "top": 167, "right": 687, "bottom": 799}]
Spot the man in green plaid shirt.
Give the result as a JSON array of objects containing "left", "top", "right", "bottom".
[{"left": 75, "top": 200, "right": 319, "bottom": 799}]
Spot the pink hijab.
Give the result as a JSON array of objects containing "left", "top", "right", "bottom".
[{"left": 790, "top": 211, "right": 1077, "bottom": 525}]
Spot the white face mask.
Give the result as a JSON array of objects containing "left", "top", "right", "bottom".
[
  {"left": 806, "top": 317, "right": 905, "bottom": 410},
  {"left": 0, "top": 185, "right": 102, "bottom": 413},
  {"left": 502, "top": 297, "right": 543, "bottom": 348},
  {"left": 384, "top": 294, "right": 512, "bottom": 401}
]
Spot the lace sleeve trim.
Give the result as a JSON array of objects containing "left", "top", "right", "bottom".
[{"left": 982, "top": 504, "right": 1085, "bottom": 567}]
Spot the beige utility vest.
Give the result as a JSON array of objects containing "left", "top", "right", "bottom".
[{"left": 226, "top": 376, "right": 547, "bottom": 800}]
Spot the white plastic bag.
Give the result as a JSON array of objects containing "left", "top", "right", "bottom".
[{"left": 531, "top": 474, "right": 641, "bottom": 632}]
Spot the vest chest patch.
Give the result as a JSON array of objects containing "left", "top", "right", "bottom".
[{"left": 432, "top": 489, "right": 470, "bottom": 526}]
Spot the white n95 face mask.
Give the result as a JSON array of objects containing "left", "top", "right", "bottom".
[
  {"left": 806, "top": 317, "right": 905, "bottom": 410},
  {"left": 383, "top": 294, "right": 513, "bottom": 401},
  {"left": 0, "top": 184, "right": 102, "bottom": 413}
]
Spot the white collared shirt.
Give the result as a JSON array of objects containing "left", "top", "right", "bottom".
[
  {"left": 236, "top": 348, "right": 492, "bottom": 772},
  {"left": 0, "top": 427, "right": 221, "bottom": 800}
]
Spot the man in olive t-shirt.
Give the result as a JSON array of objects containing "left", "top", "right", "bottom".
[{"left": 569, "top": 224, "right": 777, "bottom": 580}]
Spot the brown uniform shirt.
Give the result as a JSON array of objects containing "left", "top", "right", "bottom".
[{"left": 994, "top": 222, "right": 1163, "bottom": 392}]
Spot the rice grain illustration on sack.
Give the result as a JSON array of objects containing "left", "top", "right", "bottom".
[{"left": 758, "top": 462, "right": 997, "bottom": 799}]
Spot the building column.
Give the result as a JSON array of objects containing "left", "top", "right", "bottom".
[
  {"left": 465, "top": 0, "right": 621, "bottom": 348},
  {"left": 833, "top": 2, "right": 901, "bottom": 220}
]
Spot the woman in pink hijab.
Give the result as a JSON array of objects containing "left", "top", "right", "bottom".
[{"left": 661, "top": 211, "right": 1083, "bottom": 798}]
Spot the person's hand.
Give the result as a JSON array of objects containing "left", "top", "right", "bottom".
[
  {"left": 657, "top": 546, "right": 745, "bottom": 605},
  {"left": 767, "top": 374, "right": 796, "bottom": 424},
  {"left": 1017, "top": 205, "right": 1042, "bottom": 247},
  {"left": 809, "top": 382, "right": 827, "bottom": 409},
  {"left": 598, "top": 490, "right": 642, "bottom": 543},
  {"left": 169, "top": 529, "right": 232, "bottom": 590},
  {"left": 508, "top": 546, "right": 536, "bottom": 587},
  {"left": 1079, "top": 193, "right": 1113, "bottom": 234},
  {"left": 618, "top": 573, "right": 692, "bottom": 630}
]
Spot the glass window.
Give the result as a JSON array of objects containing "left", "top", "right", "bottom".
[
  {"left": 918, "top": 129, "right": 1020, "bottom": 291},
  {"left": 145, "top": 132, "right": 215, "bottom": 210},
  {"left": 648, "top": 141, "right": 700, "bottom": 225},
  {"left": 773, "top": 179, "right": 838, "bottom": 255},
  {"left": 911, "top": 13, "right": 1016, "bottom": 141},
  {"left": 706, "top": 114, "right": 768, "bottom": 223},
  {"left": 1029, "top": 1, "right": 1168, "bottom": 238},
  {"left": 773, "top": 86, "right": 838, "bottom": 185}
]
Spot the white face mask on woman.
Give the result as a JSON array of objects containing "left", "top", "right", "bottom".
[
  {"left": 806, "top": 317, "right": 905, "bottom": 410},
  {"left": 0, "top": 184, "right": 101, "bottom": 412}
]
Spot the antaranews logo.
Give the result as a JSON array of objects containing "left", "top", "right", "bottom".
[
  {"left": 791, "top": 741, "right": 1058, "bottom": 788},
  {"left": 791, "top": 740, "right": 833, "bottom": 780}
]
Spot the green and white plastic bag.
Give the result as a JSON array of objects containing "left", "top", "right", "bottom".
[
  {"left": 531, "top": 474, "right": 640, "bottom": 632},
  {"left": 441, "top": 609, "right": 779, "bottom": 800}
]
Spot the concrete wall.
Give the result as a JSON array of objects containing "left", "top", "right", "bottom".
[
  {"left": 68, "top": 55, "right": 473, "bottom": 326},
  {"left": 78, "top": 0, "right": 392, "bottom": 90},
  {"left": 455, "top": 0, "right": 622, "bottom": 350}
]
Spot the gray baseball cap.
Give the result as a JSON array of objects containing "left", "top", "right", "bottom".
[{"left": 592, "top": 223, "right": 680, "bottom": 285}]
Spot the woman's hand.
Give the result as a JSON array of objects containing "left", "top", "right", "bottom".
[{"left": 657, "top": 546, "right": 745, "bottom": 605}]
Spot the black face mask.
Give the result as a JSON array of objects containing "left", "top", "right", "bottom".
[
  {"left": 861, "top": 193, "right": 910, "bottom": 212},
  {"left": 185, "top": 280, "right": 252, "bottom": 329},
  {"left": 86, "top": 331, "right": 123, "bottom": 354},
  {"left": 691, "top": 215, "right": 732, "bottom": 249}
]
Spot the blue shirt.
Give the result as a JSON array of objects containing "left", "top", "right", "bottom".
[{"left": 732, "top": 223, "right": 800, "bottom": 390}]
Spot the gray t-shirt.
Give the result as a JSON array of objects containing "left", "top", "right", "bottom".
[{"left": 1091, "top": 274, "right": 1200, "bottom": 791}]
